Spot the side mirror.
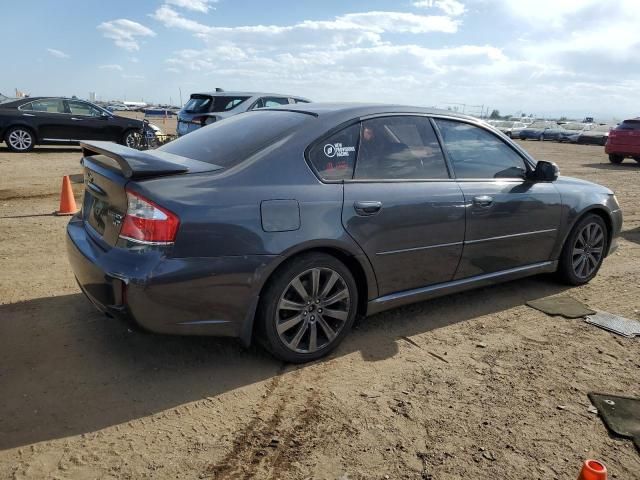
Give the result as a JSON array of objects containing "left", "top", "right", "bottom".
[{"left": 529, "top": 160, "right": 559, "bottom": 182}]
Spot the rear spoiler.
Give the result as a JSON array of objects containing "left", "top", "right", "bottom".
[{"left": 80, "top": 141, "right": 190, "bottom": 179}]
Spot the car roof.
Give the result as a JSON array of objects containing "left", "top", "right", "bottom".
[
  {"left": 265, "top": 102, "right": 475, "bottom": 119},
  {"left": 191, "top": 91, "right": 309, "bottom": 99}
]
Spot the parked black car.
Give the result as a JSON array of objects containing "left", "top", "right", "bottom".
[
  {"left": 67, "top": 104, "right": 622, "bottom": 363},
  {"left": 0, "top": 97, "right": 161, "bottom": 152}
]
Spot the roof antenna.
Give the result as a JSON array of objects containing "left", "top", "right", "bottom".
[{"left": 215, "top": 87, "right": 224, "bottom": 92}]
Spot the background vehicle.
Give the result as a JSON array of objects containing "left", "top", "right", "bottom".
[
  {"left": 0, "top": 97, "right": 162, "bottom": 152},
  {"left": 518, "top": 121, "right": 555, "bottom": 140},
  {"left": 605, "top": 118, "right": 640, "bottom": 164},
  {"left": 556, "top": 122, "right": 592, "bottom": 143},
  {"left": 176, "top": 90, "right": 311, "bottom": 136},
  {"left": 493, "top": 120, "right": 526, "bottom": 138},
  {"left": 67, "top": 104, "right": 622, "bottom": 363},
  {"left": 577, "top": 124, "right": 613, "bottom": 146}
]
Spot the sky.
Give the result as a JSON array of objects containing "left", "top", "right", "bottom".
[{"left": 1, "top": 0, "right": 639, "bottom": 120}]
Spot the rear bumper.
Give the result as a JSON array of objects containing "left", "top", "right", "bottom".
[
  {"left": 66, "top": 217, "right": 277, "bottom": 343},
  {"left": 605, "top": 142, "right": 640, "bottom": 156}
]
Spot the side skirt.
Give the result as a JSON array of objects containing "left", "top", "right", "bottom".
[{"left": 366, "top": 261, "right": 558, "bottom": 316}]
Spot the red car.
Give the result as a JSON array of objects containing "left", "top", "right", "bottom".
[{"left": 605, "top": 118, "right": 640, "bottom": 164}]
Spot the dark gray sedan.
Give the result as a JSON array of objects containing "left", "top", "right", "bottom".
[{"left": 66, "top": 104, "right": 622, "bottom": 362}]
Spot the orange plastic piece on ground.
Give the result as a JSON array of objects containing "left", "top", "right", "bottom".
[{"left": 577, "top": 459, "right": 607, "bottom": 480}]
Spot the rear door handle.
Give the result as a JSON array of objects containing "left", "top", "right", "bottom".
[
  {"left": 473, "top": 195, "right": 493, "bottom": 207},
  {"left": 71, "top": 117, "right": 82, "bottom": 121},
  {"left": 354, "top": 201, "right": 382, "bottom": 216}
]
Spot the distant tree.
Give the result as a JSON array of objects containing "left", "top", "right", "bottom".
[
  {"left": 489, "top": 109, "right": 501, "bottom": 119},
  {"left": 559, "top": 116, "right": 568, "bottom": 121}
]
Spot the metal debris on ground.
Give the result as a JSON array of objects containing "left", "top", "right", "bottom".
[{"left": 584, "top": 311, "right": 640, "bottom": 338}]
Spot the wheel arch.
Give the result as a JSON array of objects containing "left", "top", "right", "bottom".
[
  {"left": 4, "top": 123, "right": 39, "bottom": 143},
  {"left": 559, "top": 206, "right": 614, "bottom": 259},
  {"left": 241, "top": 242, "right": 377, "bottom": 346}
]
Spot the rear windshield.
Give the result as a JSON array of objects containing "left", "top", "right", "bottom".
[
  {"left": 158, "top": 111, "right": 310, "bottom": 167},
  {"left": 616, "top": 120, "right": 640, "bottom": 130},
  {"left": 183, "top": 95, "right": 250, "bottom": 113}
]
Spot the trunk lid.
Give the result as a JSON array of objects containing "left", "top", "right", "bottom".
[{"left": 79, "top": 141, "right": 222, "bottom": 247}]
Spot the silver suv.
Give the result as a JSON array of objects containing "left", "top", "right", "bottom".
[{"left": 176, "top": 90, "right": 310, "bottom": 136}]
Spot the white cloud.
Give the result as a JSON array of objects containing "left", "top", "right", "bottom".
[
  {"left": 46, "top": 48, "right": 69, "bottom": 59},
  {"left": 97, "top": 19, "right": 156, "bottom": 51},
  {"left": 121, "top": 73, "right": 145, "bottom": 80},
  {"left": 165, "top": 0, "right": 217, "bottom": 13},
  {"left": 98, "top": 64, "right": 123, "bottom": 71},
  {"left": 413, "top": 0, "right": 466, "bottom": 16}
]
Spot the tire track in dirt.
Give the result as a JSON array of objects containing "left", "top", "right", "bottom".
[{"left": 206, "top": 363, "right": 327, "bottom": 479}]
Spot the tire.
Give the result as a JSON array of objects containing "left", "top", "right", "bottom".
[
  {"left": 608, "top": 154, "right": 623, "bottom": 164},
  {"left": 257, "top": 252, "right": 359, "bottom": 363},
  {"left": 121, "top": 129, "right": 141, "bottom": 149},
  {"left": 557, "top": 214, "right": 607, "bottom": 286},
  {"left": 4, "top": 126, "right": 35, "bottom": 152}
]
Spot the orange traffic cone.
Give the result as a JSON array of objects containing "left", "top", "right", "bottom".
[
  {"left": 577, "top": 459, "right": 607, "bottom": 480},
  {"left": 55, "top": 175, "right": 78, "bottom": 216}
]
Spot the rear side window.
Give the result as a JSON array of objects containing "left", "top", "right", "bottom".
[
  {"left": 435, "top": 119, "right": 527, "bottom": 179},
  {"left": 308, "top": 124, "right": 359, "bottom": 180},
  {"left": 183, "top": 95, "right": 250, "bottom": 114},
  {"left": 159, "top": 111, "right": 309, "bottom": 167},
  {"left": 20, "top": 99, "right": 65, "bottom": 113},
  {"left": 355, "top": 116, "right": 449, "bottom": 180}
]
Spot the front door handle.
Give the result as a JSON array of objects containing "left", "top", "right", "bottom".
[
  {"left": 473, "top": 195, "right": 493, "bottom": 207},
  {"left": 71, "top": 117, "right": 83, "bottom": 121},
  {"left": 354, "top": 201, "right": 382, "bottom": 216}
]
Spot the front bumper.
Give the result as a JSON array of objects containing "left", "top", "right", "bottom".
[{"left": 66, "top": 217, "right": 277, "bottom": 342}]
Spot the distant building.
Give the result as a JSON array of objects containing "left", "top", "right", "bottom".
[{"left": 89, "top": 92, "right": 96, "bottom": 102}]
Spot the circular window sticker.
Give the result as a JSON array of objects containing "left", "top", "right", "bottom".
[{"left": 324, "top": 144, "right": 336, "bottom": 158}]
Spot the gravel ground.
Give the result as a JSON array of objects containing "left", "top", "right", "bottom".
[{"left": 0, "top": 139, "right": 639, "bottom": 479}]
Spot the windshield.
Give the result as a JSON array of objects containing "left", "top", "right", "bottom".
[
  {"left": 184, "top": 95, "right": 250, "bottom": 114},
  {"left": 159, "top": 110, "right": 311, "bottom": 167}
]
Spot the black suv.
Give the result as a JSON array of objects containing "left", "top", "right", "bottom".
[{"left": 0, "top": 97, "right": 157, "bottom": 152}]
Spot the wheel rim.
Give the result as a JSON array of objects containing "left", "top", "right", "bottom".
[
  {"left": 572, "top": 222, "right": 605, "bottom": 279},
  {"left": 125, "top": 131, "right": 140, "bottom": 148},
  {"left": 8, "top": 129, "right": 32, "bottom": 150},
  {"left": 276, "top": 267, "right": 351, "bottom": 354}
]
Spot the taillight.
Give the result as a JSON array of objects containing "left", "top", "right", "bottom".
[
  {"left": 192, "top": 115, "right": 215, "bottom": 125},
  {"left": 118, "top": 190, "right": 179, "bottom": 245}
]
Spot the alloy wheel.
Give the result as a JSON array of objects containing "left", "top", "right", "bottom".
[
  {"left": 572, "top": 222, "right": 605, "bottom": 279},
  {"left": 8, "top": 129, "right": 33, "bottom": 151},
  {"left": 276, "top": 267, "right": 351, "bottom": 354},
  {"left": 125, "top": 131, "right": 141, "bottom": 148}
]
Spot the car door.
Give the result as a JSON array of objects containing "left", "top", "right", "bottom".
[
  {"left": 336, "top": 115, "right": 466, "bottom": 296},
  {"left": 65, "top": 100, "right": 111, "bottom": 140},
  {"left": 433, "top": 118, "right": 562, "bottom": 279},
  {"left": 18, "top": 98, "right": 68, "bottom": 140}
]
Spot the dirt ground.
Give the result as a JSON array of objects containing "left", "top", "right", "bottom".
[{"left": 0, "top": 138, "right": 639, "bottom": 480}]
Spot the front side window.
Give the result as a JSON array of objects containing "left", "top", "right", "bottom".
[
  {"left": 434, "top": 119, "right": 527, "bottom": 179},
  {"left": 67, "top": 100, "right": 102, "bottom": 117},
  {"left": 20, "top": 98, "right": 65, "bottom": 113},
  {"left": 355, "top": 116, "right": 449, "bottom": 180},
  {"left": 308, "top": 124, "right": 359, "bottom": 181}
]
